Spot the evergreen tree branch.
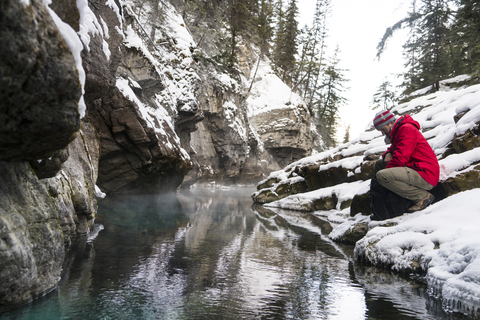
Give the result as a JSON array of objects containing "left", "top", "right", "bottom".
[{"left": 376, "top": 15, "right": 420, "bottom": 60}]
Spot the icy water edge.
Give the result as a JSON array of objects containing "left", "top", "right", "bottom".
[{"left": 0, "top": 186, "right": 472, "bottom": 320}]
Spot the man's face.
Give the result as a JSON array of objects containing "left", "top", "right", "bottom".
[{"left": 379, "top": 122, "right": 393, "bottom": 136}]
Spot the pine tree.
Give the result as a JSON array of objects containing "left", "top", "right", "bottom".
[
  {"left": 371, "top": 79, "right": 397, "bottom": 110},
  {"left": 401, "top": 2, "right": 424, "bottom": 93},
  {"left": 226, "top": 0, "right": 254, "bottom": 68},
  {"left": 303, "top": 0, "right": 330, "bottom": 103},
  {"left": 451, "top": 0, "right": 480, "bottom": 75},
  {"left": 273, "top": 0, "right": 286, "bottom": 72},
  {"left": 257, "top": 0, "right": 275, "bottom": 55},
  {"left": 282, "top": 0, "right": 299, "bottom": 83},
  {"left": 272, "top": 0, "right": 298, "bottom": 84},
  {"left": 293, "top": 0, "right": 330, "bottom": 102},
  {"left": 293, "top": 26, "right": 312, "bottom": 90},
  {"left": 416, "top": 0, "right": 454, "bottom": 90},
  {"left": 314, "top": 46, "right": 348, "bottom": 149},
  {"left": 343, "top": 125, "right": 351, "bottom": 144},
  {"left": 376, "top": 0, "right": 456, "bottom": 94}
]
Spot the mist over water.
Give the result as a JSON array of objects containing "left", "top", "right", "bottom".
[{"left": 0, "top": 187, "right": 471, "bottom": 320}]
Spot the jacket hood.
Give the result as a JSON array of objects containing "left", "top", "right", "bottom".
[{"left": 391, "top": 114, "right": 420, "bottom": 139}]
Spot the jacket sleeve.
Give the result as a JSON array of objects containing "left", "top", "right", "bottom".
[
  {"left": 382, "top": 148, "right": 392, "bottom": 159},
  {"left": 386, "top": 124, "right": 418, "bottom": 168}
]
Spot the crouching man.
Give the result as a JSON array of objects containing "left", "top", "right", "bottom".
[{"left": 373, "top": 110, "right": 440, "bottom": 213}]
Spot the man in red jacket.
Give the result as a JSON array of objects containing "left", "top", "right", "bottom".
[{"left": 373, "top": 110, "right": 440, "bottom": 212}]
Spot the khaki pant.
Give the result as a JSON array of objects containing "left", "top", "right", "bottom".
[{"left": 374, "top": 159, "right": 434, "bottom": 202}]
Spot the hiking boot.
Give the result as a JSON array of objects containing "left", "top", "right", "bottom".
[{"left": 407, "top": 192, "right": 435, "bottom": 213}]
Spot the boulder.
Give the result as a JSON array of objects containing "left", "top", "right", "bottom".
[
  {"left": 451, "top": 121, "right": 480, "bottom": 153},
  {"left": 0, "top": 0, "right": 81, "bottom": 161},
  {"left": 256, "top": 176, "right": 282, "bottom": 191},
  {"left": 332, "top": 221, "right": 369, "bottom": 244},
  {"left": 441, "top": 120, "right": 480, "bottom": 158},
  {"left": 252, "top": 178, "right": 309, "bottom": 203},
  {"left": 432, "top": 165, "right": 480, "bottom": 202},
  {"left": 354, "top": 158, "right": 377, "bottom": 181},
  {"left": 303, "top": 163, "right": 354, "bottom": 190},
  {"left": 251, "top": 105, "right": 313, "bottom": 168},
  {"left": 313, "top": 195, "right": 338, "bottom": 211},
  {"left": 350, "top": 192, "right": 371, "bottom": 217}
]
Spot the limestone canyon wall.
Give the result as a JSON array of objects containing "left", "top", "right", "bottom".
[
  {"left": 0, "top": 0, "right": 315, "bottom": 311},
  {"left": 0, "top": 0, "right": 95, "bottom": 311}
]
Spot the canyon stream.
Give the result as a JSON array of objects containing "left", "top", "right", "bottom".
[{"left": 0, "top": 187, "right": 470, "bottom": 320}]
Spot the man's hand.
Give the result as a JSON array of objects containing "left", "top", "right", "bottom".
[{"left": 384, "top": 152, "right": 392, "bottom": 163}]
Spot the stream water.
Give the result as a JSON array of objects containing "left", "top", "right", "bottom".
[{"left": 0, "top": 187, "right": 471, "bottom": 320}]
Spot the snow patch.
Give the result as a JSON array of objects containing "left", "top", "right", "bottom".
[{"left": 43, "top": 0, "right": 86, "bottom": 118}]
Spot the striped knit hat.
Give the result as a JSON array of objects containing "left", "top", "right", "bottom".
[{"left": 373, "top": 110, "right": 396, "bottom": 130}]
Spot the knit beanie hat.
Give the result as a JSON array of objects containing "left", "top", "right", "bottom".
[{"left": 373, "top": 110, "right": 396, "bottom": 130}]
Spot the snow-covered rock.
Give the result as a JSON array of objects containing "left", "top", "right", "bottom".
[
  {"left": 247, "top": 59, "right": 314, "bottom": 168},
  {"left": 355, "top": 190, "right": 480, "bottom": 317},
  {"left": 76, "top": 0, "right": 194, "bottom": 194}
]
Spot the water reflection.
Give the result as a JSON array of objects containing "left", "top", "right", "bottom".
[
  {"left": 353, "top": 264, "right": 470, "bottom": 320},
  {"left": 251, "top": 198, "right": 470, "bottom": 320},
  {"left": 0, "top": 187, "right": 472, "bottom": 320}
]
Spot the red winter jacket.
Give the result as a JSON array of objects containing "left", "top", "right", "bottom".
[{"left": 383, "top": 114, "right": 440, "bottom": 186}]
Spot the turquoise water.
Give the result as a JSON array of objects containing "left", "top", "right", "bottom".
[{"left": 0, "top": 187, "right": 470, "bottom": 319}]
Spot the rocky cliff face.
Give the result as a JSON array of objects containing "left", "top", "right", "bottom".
[
  {"left": 246, "top": 60, "right": 313, "bottom": 169},
  {"left": 0, "top": 123, "right": 98, "bottom": 311},
  {"left": 0, "top": 0, "right": 96, "bottom": 311},
  {"left": 184, "top": 54, "right": 313, "bottom": 186},
  {"left": 70, "top": 0, "right": 311, "bottom": 191},
  {"left": 66, "top": 0, "right": 195, "bottom": 195}
]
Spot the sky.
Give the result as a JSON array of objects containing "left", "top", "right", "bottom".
[{"left": 297, "top": 0, "right": 411, "bottom": 140}]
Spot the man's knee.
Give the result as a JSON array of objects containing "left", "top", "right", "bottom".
[
  {"left": 376, "top": 168, "right": 392, "bottom": 184},
  {"left": 376, "top": 167, "right": 409, "bottom": 189}
]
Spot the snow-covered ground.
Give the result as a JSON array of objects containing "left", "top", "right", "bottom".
[
  {"left": 355, "top": 189, "right": 480, "bottom": 316},
  {"left": 258, "top": 76, "right": 480, "bottom": 317}
]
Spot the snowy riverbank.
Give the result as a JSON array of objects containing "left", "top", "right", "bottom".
[{"left": 255, "top": 75, "right": 480, "bottom": 318}]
